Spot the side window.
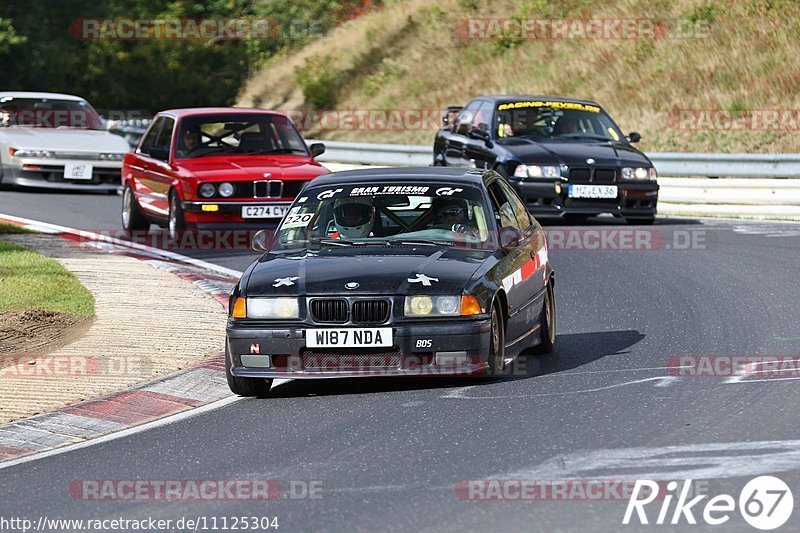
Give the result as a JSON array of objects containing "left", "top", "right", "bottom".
[
  {"left": 488, "top": 181, "right": 520, "bottom": 230},
  {"left": 455, "top": 101, "right": 481, "bottom": 135},
  {"left": 154, "top": 117, "right": 175, "bottom": 150},
  {"left": 496, "top": 179, "right": 532, "bottom": 231},
  {"left": 138, "top": 117, "right": 163, "bottom": 154},
  {"left": 471, "top": 101, "right": 494, "bottom": 133}
]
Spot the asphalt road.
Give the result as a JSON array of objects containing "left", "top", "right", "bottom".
[{"left": 1, "top": 188, "right": 800, "bottom": 532}]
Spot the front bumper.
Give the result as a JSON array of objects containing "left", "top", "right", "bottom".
[
  {"left": 181, "top": 200, "right": 290, "bottom": 226},
  {"left": 226, "top": 318, "right": 493, "bottom": 378},
  {"left": 508, "top": 177, "right": 659, "bottom": 218},
  {"left": 1, "top": 163, "right": 121, "bottom": 192}
]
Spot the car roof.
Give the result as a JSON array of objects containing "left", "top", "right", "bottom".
[
  {"left": 157, "top": 107, "right": 288, "bottom": 119},
  {"left": 0, "top": 91, "right": 87, "bottom": 102},
  {"left": 471, "top": 94, "right": 602, "bottom": 107},
  {"left": 306, "top": 167, "right": 490, "bottom": 187}
]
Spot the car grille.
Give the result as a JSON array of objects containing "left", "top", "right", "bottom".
[
  {"left": 569, "top": 168, "right": 617, "bottom": 183},
  {"left": 250, "top": 180, "right": 307, "bottom": 199},
  {"left": 352, "top": 300, "right": 390, "bottom": 324},
  {"left": 299, "top": 349, "right": 402, "bottom": 369},
  {"left": 310, "top": 299, "right": 349, "bottom": 323}
]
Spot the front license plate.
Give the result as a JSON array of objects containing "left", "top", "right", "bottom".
[
  {"left": 307, "top": 328, "right": 393, "bottom": 348},
  {"left": 63, "top": 163, "right": 93, "bottom": 181},
  {"left": 568, "top": 184, "right": 618, "bottom": 199},
  {"left": 241, "top": 204, "right": 289, "bottom": 219}
]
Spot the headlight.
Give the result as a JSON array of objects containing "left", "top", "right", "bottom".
[
  {"left": 404, "top": 295, "right": 460, "bottom": 317},
  {"left": 649, "top": 167, "right": 658, "bottom": 180},
  {"left": 198, "top": 183, "right": 216, "bottom": 198},
  {"left": 622, "top": 167, "right": 653, "bottom": 180},
  {"left": 218, "top": 182, "right": 234, "bottom": 197},
  {"left": 514, "top": 164, "right": 560, "bottom": 179},
  {"left": 9, "top": 148, "right": 53, "bottom": 158},
  {"left": 246, "top": 297, "right": 299, "bottom": 319},
  {"left": 99, "top": 153, "right": 125, "bottom": 161}
]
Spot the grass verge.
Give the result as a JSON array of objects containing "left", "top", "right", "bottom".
[{"left": 0, "top": 228, "right": 94, "bottom": 316}]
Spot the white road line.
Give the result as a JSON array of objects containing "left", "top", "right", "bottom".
[
  {"left": 0, "top": 212, "right": 244, "bottom": 278},
  {"left": 442, "top": 376, "right": 679, "bottom": 400}
]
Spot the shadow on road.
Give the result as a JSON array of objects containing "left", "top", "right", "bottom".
[{"left": 263, "top": 329, "right": 645, "bottom": 398}]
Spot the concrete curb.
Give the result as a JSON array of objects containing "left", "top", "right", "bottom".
[{"left": 0, "top": 214, "right": 243, "bottom": 464}]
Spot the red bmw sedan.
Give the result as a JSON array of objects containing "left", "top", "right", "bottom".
[{"left": 121, "top": 108, "right": 329, "bottom": 237}]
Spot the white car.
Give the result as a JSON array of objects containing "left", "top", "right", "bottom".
[{"left": 0, "top": 91, "right": 130, "bottom": 191}]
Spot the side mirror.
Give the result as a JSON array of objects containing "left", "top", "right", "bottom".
[
  {"left": 468, "top": 127, "right": 494, "bottom": 148},
  {"left": 251, "top": 229, "right": 273, "bottom": 252},
  {"left": 442, "top": 106, "right": 462, "bottom": 127},
  {"left": 148, "top": 146, "right": 170, "bottom": 161},
  {"left": 499, "top": 226, "right": 522, "bottom": 250},
  {"left": 309, "top": 142, "right": 325, "bottom": 158},
  {"left": 627, "top": 131, "right": 641, "bottom": 143}
]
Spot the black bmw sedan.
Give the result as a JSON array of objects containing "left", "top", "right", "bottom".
[
  {"left": 225, "top": 167, "right": 556, "bottom": 396},
  {"left": 433, "top": 95, "right": 659, "bottom": 224}
]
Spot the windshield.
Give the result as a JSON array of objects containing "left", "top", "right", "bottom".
[
  {"left": 495, "top": 100, "right": 624, "bottom": 142},
  {"left": 274, "top": 183, "right": 493, "bottom": 250},
  {"left": 0, "top": 97, "right": 103, "bottom": 129},
  {"left": 175, "top": 113, "right": 308, "bottom": 159}
]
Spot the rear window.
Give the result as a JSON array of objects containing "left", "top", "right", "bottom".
[{"left": 0, "top": 96, "right": 103, "bottom": 130}]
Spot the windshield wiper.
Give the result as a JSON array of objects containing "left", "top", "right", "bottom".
[
  {"left": 554, "top": 133, "right": 613, "bottom": 142},
  {"left": 393, "top": 239, "right": 453, "bottom": 247},
  {"left": 244, "top": 148, "right": 307, "bottom": 155}
]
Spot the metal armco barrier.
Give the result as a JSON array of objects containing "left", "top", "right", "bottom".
[
  {"left": 313, "top": 140, "right": 800, "bottom": 220},
  {"left": 311, "top": 139, "right": 800, "bottom": 179}
]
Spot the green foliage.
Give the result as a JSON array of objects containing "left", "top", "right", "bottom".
[
  {"left": 363, "top": 58, "right": 406, "bottom": 97},
  {"left": 0, "top": 0, "right": 382, "bottom": 113},
  {"left": 295, "top": 55, "right": 340, "bottom": 109}
]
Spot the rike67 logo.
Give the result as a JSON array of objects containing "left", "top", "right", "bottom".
[{"left": 623, "top": 476, "right": 793, "bottom": 530}]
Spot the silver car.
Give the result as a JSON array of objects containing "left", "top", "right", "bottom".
[{"left": 0, "top": 91, "right": 130, "bottom": 192}]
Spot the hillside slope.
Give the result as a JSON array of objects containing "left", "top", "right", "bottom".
[{"left": 238, "top": 0, "right": 800, "bottom": 152}]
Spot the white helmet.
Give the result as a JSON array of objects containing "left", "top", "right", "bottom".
[{"left": 333, "top": 197, "right": 375, "bottom": 238}]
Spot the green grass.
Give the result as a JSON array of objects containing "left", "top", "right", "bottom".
[
  {"left": 0, "top": 238, "right": 94, "bottom": 316},
  {"left": 0, "top": 221, "right": 32, "bottom": 234}
]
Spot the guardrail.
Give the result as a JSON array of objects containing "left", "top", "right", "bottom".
[
  {"left": 312, "top": 139, "right": 800, "bottom": 179},
  {"left": 313, "top": 140, "right": 800, "bottom": 220}
]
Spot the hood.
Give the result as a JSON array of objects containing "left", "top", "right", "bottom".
[
  {"left": 499, "top": 138, "right": 651, "bottom": 167},
  {"left": 245, "top": 247, "right": 491, "bottom": 297},
  {"left": 0, "top": 127, "right": 130, "bottom": 153},
  {"left": 176, "top": 156, "right": 328, "bottom": 182}
]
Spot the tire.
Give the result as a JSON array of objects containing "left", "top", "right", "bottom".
[
  {"left": 627, "top": 216, "right": 655, "bottom": 225},
  {"left": 532, "top": 280, "right": 556, "bottom": 354},
  {"left": 168, "top": 190, "right": 186, "bottom": 240},
  {"left": 225, "top": 347, "right": 273, "bottom": 397},
  {"left": 485, "top": 300, "right": 506, "bottom": 376},
  {"left": 121, "top": 185, "right": 149, "bottom": 232}
]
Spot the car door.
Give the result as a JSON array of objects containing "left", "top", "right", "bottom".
[
  {"left": 128, "top": 116, "right": 164, "bottom": 217},
  {"left": 487, "top": 178, "right": 531, "bottom": 346},
  {"left": 496, "top": 177, "right": 547, "bottom": 321},
  {"left": 463, "top": 100, "right": 497, "bottom": 170},
  {"left": 444, "top": 100, "right": 481, "bottom": 167},
  {"left": 140, "top": 116, "right": 176, "bottom": 218}
]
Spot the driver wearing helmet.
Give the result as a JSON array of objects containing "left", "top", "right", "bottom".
[{"left": 332, "top": 197, "right": 375, "bottom": 238}]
